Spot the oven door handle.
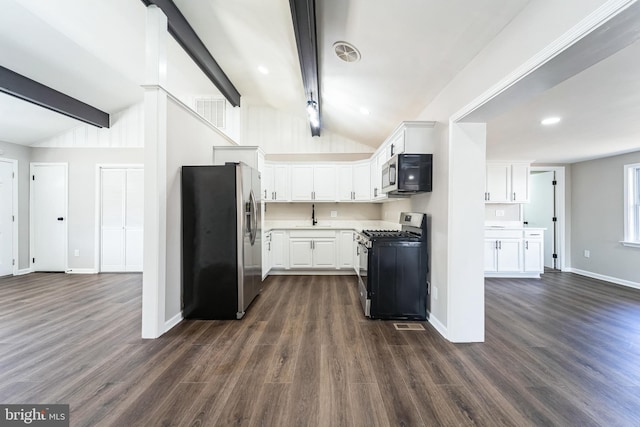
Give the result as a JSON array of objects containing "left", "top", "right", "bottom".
[{"left": 389, "top": 164, "right": 396, "bottom": 185}]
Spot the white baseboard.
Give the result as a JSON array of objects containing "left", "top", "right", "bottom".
[
  {"left": 66, "top": 268, "right": 98, "bottom": 274},
  {"left": 427, "top": 311, "right": 448, "bottom": 339},
  {"left": 165, "top": 313, "right": 183, "bottom": 332},
  {"left": 15, "top": 268, "right": 33, "bottom": 276},
  {"left": 567, "top": 268, "right": 640, "bottom": 290}
]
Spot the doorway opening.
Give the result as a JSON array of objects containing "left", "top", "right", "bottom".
[
  {"left": 0, "top": 158, "right": 17, "bottom": 277},
  {"left": 523, "top": 166, "right": 566, "bottom": 271}
]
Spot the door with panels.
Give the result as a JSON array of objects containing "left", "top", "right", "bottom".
[
  {"left": 100, "top": 167, "right": 144, "bottom": 272},
  {"left": 0, "top": 159, "right": 15, "bottom": 276}
]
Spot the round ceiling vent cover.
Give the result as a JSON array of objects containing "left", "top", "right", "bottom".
[{"left": 333, "top": 41, "right": 361, "bottom": 63}]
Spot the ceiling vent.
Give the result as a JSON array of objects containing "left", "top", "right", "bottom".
[{"left": 333, "top": 41, "right": 361, "bottom": 63}]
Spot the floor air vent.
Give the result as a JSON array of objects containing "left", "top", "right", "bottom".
[{"left": 393, "top": 323, "right": 426, "bottom": 331}]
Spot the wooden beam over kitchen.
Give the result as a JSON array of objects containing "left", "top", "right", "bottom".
[
  {"left": 0, "top": 65, "right": 110, "bottom": 128},
  {"left": 141, "top": 0, "right": 242, "bottom": 107}
]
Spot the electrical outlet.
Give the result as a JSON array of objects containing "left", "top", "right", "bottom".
[
  {"left": 584, "top": 250, "right": 590, "bottom": 258},
  {"left": 433, "top": 286, "right": 438, "bottom": 300},
  {"left": 330, "top": 210, "right": 337, "bottom": 218},
  {"left": 495, "top": 209, "right": 505, "bottom": 217},
  {"left": 74, "top": 249, "right": 80, "bottom": 257}
]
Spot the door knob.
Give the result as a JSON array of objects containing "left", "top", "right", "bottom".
[{"left": 57, "top": 217, "right": 64, "bottom": 221}]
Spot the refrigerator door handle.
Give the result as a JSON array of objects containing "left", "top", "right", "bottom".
[{"left": 249, "top": 189, "right": 257, "bottom": 245}]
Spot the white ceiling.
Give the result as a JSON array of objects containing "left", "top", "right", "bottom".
[{"left": 0, "top": 0, "right": 638, "bottom": 164}]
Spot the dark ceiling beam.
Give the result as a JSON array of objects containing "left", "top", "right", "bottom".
[
  {"left": 289, "top": 0, "right": 321, "bottom": 136},
  {"left": 141, "top": 0, "right": 241, "bottom": 107},
  {"left": 0, "top": 65, "right": 110, "bottom": 128}
]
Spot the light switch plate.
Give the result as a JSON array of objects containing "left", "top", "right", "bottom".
[{"left": 330, "top": 211, "right": 337, "bottom": 218}]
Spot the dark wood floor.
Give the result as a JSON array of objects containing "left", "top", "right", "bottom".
[{"left": 1, "top": 272, "right": 640, "bottom": 426}]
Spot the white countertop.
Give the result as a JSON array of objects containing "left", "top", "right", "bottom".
[
  {"left": 485, "top": 225, "right": 546, "bottom": 231},
  {"left": 264, "top": 220, "right": 400, "bottom": 233}
]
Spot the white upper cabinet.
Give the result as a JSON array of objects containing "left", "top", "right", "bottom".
[
  {"left": 338, "top": 162, "right": 370, "bottom": 201},
  {"left": 290, "top": 164, "right": 337, "bottom": 201},
  {"left": 263, "top": 163, "right": 290, "bottom": 201},
  {"left": 371, "top": 152, "right": 387, "bottom": 200},
  {"left": 485, "top": 162, "right": 530, "bottom": 203}
]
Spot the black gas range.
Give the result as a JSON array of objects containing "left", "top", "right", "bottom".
[{"left": 355, "top": 212, "right": 429, "bottom": 320}]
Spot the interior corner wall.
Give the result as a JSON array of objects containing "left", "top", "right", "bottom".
[
  {"left": 570, "top": 150, "right": 640, "bottom": 285},
  {"left": 29, "top": 148, "right": 144, "bottom": 271},
  {"left": 409, "top": 122, "right": 449, "bottom": 331},
  {"left": 164, "top": 96, "right": 236, "bottom": 325},
  {"left": 0, "top": 141, "right": 31, "bottom": 270}
]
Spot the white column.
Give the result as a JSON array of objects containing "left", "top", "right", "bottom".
[
  {"left": 447, "top": 122, "right": 486, "bottom": 342},
  {"left": 142, "top": 5, "right": 169, "bottom": 339}
]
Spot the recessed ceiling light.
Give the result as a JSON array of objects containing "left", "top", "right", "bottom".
[
  {"left": 257, "top": 65, "right": 269, "bottom": 75},
  {"left": 541, "top": 117, "right": 561, "bottom": 125},
  {"left": 360, "top": 107, "right": 370, "bottom": 115}
]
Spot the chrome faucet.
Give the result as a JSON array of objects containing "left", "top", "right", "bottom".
[{"left": 312, "top": 203, "right": 317, "bottom": 226}]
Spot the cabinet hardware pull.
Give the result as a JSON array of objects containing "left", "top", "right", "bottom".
[
  {"left": 525, "top": 241, "right": 529, "bottom": 250},
  {"left": 264, "top": 189, "right": 267, "bottom": 198},
  {"left": 498, "top": 241, "right": 502, "bottom": 250},
  {"left": 495, "top": 240, "right": 498, "bottom": 250},
  {"left": 513, "top": 192, "right": 516, "bottom": 200},
  {"left": 487, "top": 192, "right": 490, "bottom": 200}
]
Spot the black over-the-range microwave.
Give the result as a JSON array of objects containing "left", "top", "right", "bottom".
[{"left": 381, "top": 153, "right": 433, "bottom": 196}]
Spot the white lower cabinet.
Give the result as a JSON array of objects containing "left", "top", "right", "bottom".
[
  {"left": 270, "top": 231, "right": 287, "bottom": 269},
  {"left": 338, "top": 230, "right": 353, "bottom": 268},
  {"left": 262, "top": 231, "right": 271, "bottom": 279},
  {"left": 523, "top": 230, "right": 544, "bottom": 273},
  {"left": 485, "top": 228, "right": 544, "bottom": 277},
  {"left": 289, "top": 236, "right": 336, "bottom": 268}
]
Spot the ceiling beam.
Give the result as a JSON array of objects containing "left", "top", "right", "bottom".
[
  {"left": 289, "top": 0, "right": 321, "bottom": 136},
  {"left": 141, "top": 0, "right": 241, "bottom": 107},
  {"left": 0, "top": 65, "right": 110, "bottom": 128}
]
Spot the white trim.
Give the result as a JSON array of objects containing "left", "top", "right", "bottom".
[
  {"left": 427, "top": 312, "right": 448, "bottom": 339},
  {"left": 568, "top": 268, "right": 640, "bottom": 290},
  {"left": 623, "top": 162, "right": 640, "bottom": 245},
  {"left": 141, "top": 84, "right": 239, "bottom": 147},
  {"left": 95, "top": 164, "right": 145, "bottom": 273},
  {"left": 15, "top": 268, "right": 33, "bottom": 276},
  {"left": 621, "top": 241, "right": 640, "bottom": 248},
  {"left": 65, "top": 268, "right": 98, "bottom": 274},
  {"left": 164, "top": 313, "right": 183, "bottom": 332},
  {"left": 29, "top": 162, "right": 69, "bottom": 272},
  {"left": 451, "top": 0, "right": 638, "bottom": 122},
  {"left": 0, "top": 158, "right": 18, "bottom": 276},
  {"left": 485, "top": 272, "right": 541, "bottom": 279}
]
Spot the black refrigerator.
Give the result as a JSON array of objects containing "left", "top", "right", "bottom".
[{"left": 181, "top": 163, "right": 262, "bottom": 319}]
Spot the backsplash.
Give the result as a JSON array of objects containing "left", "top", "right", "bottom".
[
  {"left": 381, "top": 198, "right": 412, "bottom": 222},
  {"left": 265, "top": 203, "right": 382, "bottom": 221},
  {"left": 485, "top": 203, "right": 521, "bottom": 222}
]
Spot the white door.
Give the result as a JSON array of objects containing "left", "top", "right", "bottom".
[
  {"left": 0, "top": 160, "right": 15, "bottom": 276},
  {"left": 31, "top": 163, "right": 67, "bottom": 272},
  {"left": 100, "top": 168, "right": 144, "bottom": 272},
  {"left": 524, "top": 171, "right": 556, "bottom": 268}
]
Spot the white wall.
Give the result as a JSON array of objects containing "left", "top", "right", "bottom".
[
  {"left": 570, "top": 150, "right": 640, "bottom": 286},
  {"left": 242, "top": 104, "right": 375, "bottom": 155},
  {"left": 266, "top": 203, "right": 381, "bottom": 222},
  {"left": 0, "top": 141, "right": 30, "bottom": 270},
  {"left": 30, "top": 148, "right": 144, "bottom": 271}
]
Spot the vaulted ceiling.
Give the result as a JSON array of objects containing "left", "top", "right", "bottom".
[{"left": 1, "top": 0, "right": 639, "bottom": 164}]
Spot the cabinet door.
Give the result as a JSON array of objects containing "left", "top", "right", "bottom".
[
  {"left": 486, "top": 163, "right": 511, "bottom": 202},
  {"left": 338, "top": 231, "right": 353, "bottom": 268},
  {"left": 353, "top": 163, "right": 371, "bottom": 200},
  {"left": 313, "top": 239, "right": 336, "bottom": 268},
  {"left": 271, "top": 231, "right": 287, "bottom": 269},
  {"left": 262, "top": 232, "right": 271, "bottom": 278},
  {"left": 389, "top": 130, "right": 405, "bottom": 156},
  {"left": 262, "top": 165, "right": 273, "bottom": 200},
  {"left": 289, "top": 239, "right": 313, "bottom": 268},
  {"left": 272, "top": 165, "right": 290, "bottom": 201},
  {"left": 337, "top": 165, "right": 353, "bottom": 201},
  {"left": 497, "top": 239, "right": 522, "bottom": 272},
  {"left": 313, "top": 165, "right": 337, "bottom": 201},
  {"left": 484, "top": 240, "right": 498, "bottom": 272},
  {"left": 371, "top": 153, "right": 386, "bottom": 199},
  {"left": 290, "top": 166, "right": 314, "bottom": 201},
  {"left": 511, "top": 163, "right": 530, "bottom": 202},
  {"left": 523, "top": 239, "right": 543, "bottom": 272}
]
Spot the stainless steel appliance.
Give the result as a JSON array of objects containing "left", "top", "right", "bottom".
[
  {"left": 181, "top": 163, "right": 262, "bottom": 319},
  {"left": 356, "top": 212, "right": 429, "bottom": 320},
  {"left": 381, "top": 154, "right": 433, "bottom": 196}
]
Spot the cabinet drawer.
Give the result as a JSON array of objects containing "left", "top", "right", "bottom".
[
  {"left": 485, "top": 230, "right": 522, "bottom": 239},
  {"left": 288, "top": 230, "right": 336, "bottom": 238},
  {"left": 524, "top": 229, "right": 544, "bottom": 238}
]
